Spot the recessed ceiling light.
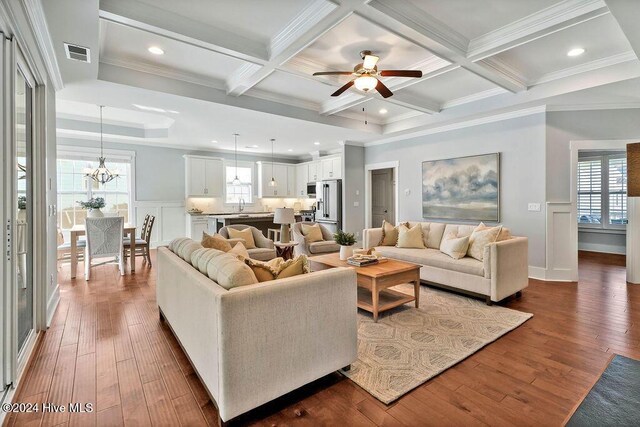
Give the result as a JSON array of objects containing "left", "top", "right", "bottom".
[
  {"left": 287, "top": 149, "right": 293, "bottom": 152},
  {"left": 211, "top": 140, "right": 218, "bottom": 143},
  {"left": 148, "top": 46, "right": 164, "bottom": 55},
  {"left": 379, "top": 108, "right": 388, "bottom": 114},
  {"left": 567, "top": 48, "right": 585, "bottom": 57},
  {"left": 313, "top": 141, "right": 320, "bottom": 146}
]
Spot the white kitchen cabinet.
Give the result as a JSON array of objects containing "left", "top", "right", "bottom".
[
  {"left": 320, "top": 156, "right": 342, "bottom": 180},
  {"left": 185, "top": 155, "right": 223, "bottom": 197},
  {"left": 257, "top": 162, "right": 294, "bottom": 198},
  {"left": 308, "top": 161, "right": 320, "bottom": 182},
  {"left": 295, "top": 164, "right": 308, "bottom": 197},
  {"left": 186, "top": 215, "right": 209, "bottom": 239}
]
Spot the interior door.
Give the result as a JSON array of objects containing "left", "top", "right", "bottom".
[{"left": 371, "top": 168, "right": 394, "bottom": 227}]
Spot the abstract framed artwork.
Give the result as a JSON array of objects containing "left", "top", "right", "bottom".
[{"left": 422, "top": 153, "right": 500, "bottom": 221}]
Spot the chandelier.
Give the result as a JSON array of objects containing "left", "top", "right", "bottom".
[{"left": 86, "top": 105, "right": 118, "bottom": 185}]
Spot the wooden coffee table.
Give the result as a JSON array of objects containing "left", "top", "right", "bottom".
[{"left": 309, "top": 253, "right": 421, "bottom": 322}]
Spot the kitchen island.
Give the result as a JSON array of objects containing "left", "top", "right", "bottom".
[{"left": 207, "top": 212, "right": 302, "bottom": 236}]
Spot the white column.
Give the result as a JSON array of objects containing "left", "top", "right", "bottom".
[{"left": 627, "top": 197, "right": 640, "bottom": 284}]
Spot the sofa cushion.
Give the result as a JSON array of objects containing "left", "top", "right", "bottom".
[
  {"left": 301, "top": 223, "right": 324, "bottom": 243},
  {"left": 442, "top": 224, "right": 477, "bottom": 241},
  {"left": 169, "top": 237, "right": 191, "bottom": 253},
  {"left": 206, "top": 252, "right": 258, "bottom": 289},
  {"left": 467, "top": 225, "right": 502, "bottom": 261},
  {"left": 397, "top": 224, "right": 425, "bottom": 249},
  {"left": 191, "top": 247, "right": 225, "bottom": 274},
  {"left": 407, "top": 222, "right": 446, "bottom": 249},
  {"left": 440, "top": 235, "right": 470, "bottom": 260},
  {"left": 178, "top": 241, "right": 203, "bottom": 262},
  {"left": 374, "top": 246, "right": 484, "bottom": 277},
  {"left": 247, "top": 247, "right": 277, "bottom": 261},
  {"left": 308, "top": 240, "right": 340, "bottom": 254},
  {"left": 201, "top": 232, "right": 232, "bottom": 252},
  {"left": 227, "top": 227, "right": 256, "bottom": 249}
]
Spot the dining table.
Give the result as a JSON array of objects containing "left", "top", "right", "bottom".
[{"left": 69, "top": 223, "right": 137, "bottom": 279}]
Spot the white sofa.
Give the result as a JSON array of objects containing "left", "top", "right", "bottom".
[
  {"left": 363, "top": 221, "right": 528, "bottom": 304},
  {"left": 157, "top": 239, "right": 357, "bottom": 423}
]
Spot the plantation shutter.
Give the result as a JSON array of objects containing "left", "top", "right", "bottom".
[
  {"left": 577, "top": 158, "right": 602, "bottom": 224},
  {"left": 608, "top": 156, "right": 627, "bottom": 225}
]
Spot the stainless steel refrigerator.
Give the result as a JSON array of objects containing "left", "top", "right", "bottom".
[{"left": 315, "top": 179, "right": 342, "bottom": 233}]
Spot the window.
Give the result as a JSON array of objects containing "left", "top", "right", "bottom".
[
  {"left": 578, "top": 154, "right": 627, "bottom": 229},
  {"left": 57, "top": 153, "right": 132, "bottom": 232},
  {"left": 225, "top": 162, "right": 253, "bottom": 204}
]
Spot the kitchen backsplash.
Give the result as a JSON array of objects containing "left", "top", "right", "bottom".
[{"left": 186, "top": 197, "right": 315, "bottom": 213}]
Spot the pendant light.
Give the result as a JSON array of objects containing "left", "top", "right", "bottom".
[
  {"left": 85, "top": 105, "right": 119, "bottom": 185},
  {"left": 232, "top": 133, "right": 241, "bottom": 186},
  {"left": 269, "top": 138, "right": 277, "bottom": 187}
]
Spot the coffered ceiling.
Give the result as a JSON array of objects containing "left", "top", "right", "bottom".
[{"left": 41, "top": 0, "right": 640, "bottom": 156}]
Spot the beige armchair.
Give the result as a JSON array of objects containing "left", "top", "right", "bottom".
[
  {"left": 292, "top": 222, "right": 340, "bottom": 257},
  {"left": 219, "top": 224, "right": 276, "bottom": 261}
]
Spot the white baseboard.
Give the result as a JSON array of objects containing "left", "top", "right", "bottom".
[
  {"left": 578, "top": 243, "right": 626, "bottom": 255},
  {"left": 46, "top": 284, "right": 60, "bottom": 327},
  {"left": 528, "top": 266, "right": 546, "bottom": 281},
  {"left": 528, "top": 265, "right": 576, "bottom": 282}
]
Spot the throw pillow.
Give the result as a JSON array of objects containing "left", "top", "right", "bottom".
[
  {"left": 201, "top": 232, "right": 232, "bottom": 252},
  {"left": 441, "top": 235, "right": 470, "bottom": 260},
  {"left": 227, "top": 227, "right": 256, "bottom": 249},
  {"left": 277, "top": 255, "right": 310, "bottom": 279},
  {"left": 301, "top": 224, "right": 324, "bottom": 243},
  {"left": 228, "top": 242, "right": 250, "bottom": 260},
  {"left": 467, "top": 225, "right": 502, "bottom": 261},
  {"left": 378, "top": 220, "right": 408, "bottom": 246},
  {"left": 396, "top": 224, "right": 425, "bottom": 248},
  {"left": 497, "top": 228, "right": 512, "bottom": 241}
]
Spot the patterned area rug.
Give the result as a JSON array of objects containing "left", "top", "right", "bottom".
[{"left": 342, "top": 284, "right": 532, "bottom": 404}]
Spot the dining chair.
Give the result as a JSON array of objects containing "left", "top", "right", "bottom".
[
  {"left": 84, "top": 217, "right": 125, "bottom": 280},
  {"left": 124, "top": 214, "right": 155, "bottom": 267},
  {"left": 56, "top": 227, "right": 85, "bottom": 267}
]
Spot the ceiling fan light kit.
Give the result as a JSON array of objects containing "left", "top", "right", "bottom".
[{"left": 313, "top": 50, "right": 422, "bottom": 98}]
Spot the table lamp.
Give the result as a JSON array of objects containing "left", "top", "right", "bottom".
[{"left": 274, "top": 208, "right": 295, "bottom": 243}]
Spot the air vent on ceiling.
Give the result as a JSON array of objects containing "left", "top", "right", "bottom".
[{"left": 64, "top": 43, "right": 91, "bottom": 63}]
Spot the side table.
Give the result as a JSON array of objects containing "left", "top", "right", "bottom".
[{"left": 274, "top": 241, "right": 298, "bottom": 260}]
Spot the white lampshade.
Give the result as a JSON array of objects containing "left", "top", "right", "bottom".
[
  {"left": 273, "top": 207, "right": 295, "bottom": 225},
  {"left": 354, "top": 75, "right": 377, "bottom": 91}
]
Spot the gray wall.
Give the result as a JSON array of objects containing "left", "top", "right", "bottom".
[
  {"left": 546, "top": 109, "right": 640, "bottom": 201},
  {"left": 365, "top": 113, "right": 547, "bottom": 268},
  {"left": 57, "top": 137, "right": 297, "bottom": 201},
  {"left": 342, "top": 144, "right": 365, "bottom": 241}
]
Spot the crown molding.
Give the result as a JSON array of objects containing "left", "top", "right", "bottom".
[
  {"left": 547, "top": 102, "right": 640, "bottom": 112},
  {"left": 269, "top": 0, "right": 337, "bottom": 58},
  {"left": 478, "top": 57, "right": 528, "bottom": 89},
  {"left": 244, "top": 87, "right": 320, "bottom": 112},
  {"left": 100, "top": 55, "right": 227, "bottom": 90},
  {"left": 532, "top": 51, "right": 638, "bottom": 86},
  {"left": 22, "top": 0, "right": 63, "bottom": 90},
  {"left": 225, "top": 63, "right": 263, "bottom": 94},
  {"left": 368, "top": 105, "right": 547, "bottom": 147},
  {"left": 367, "top": 0, "right": 469, "bottom": 55},
  {"left": 467, "top": 0, "right": 609, "bottom": 60}
]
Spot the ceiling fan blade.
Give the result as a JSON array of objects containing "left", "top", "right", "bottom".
[
  {"left": 375, "top": 79, "right": 393, "bottom": 98},
  {"left": 331, "top": 80, "right": 355, "bottom": 97},
  {"left": 379, "top": 70, "right": 423, "bottom": 78},
  {"left": 313, "top": 71, "right": 353, "bottom": 76},
  {"left": 362, "top": 54, "right": 379, "bottom": 70}
]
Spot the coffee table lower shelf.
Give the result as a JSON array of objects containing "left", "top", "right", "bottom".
[{"left": 357, "top": 287, "right": 416, "bottom": 317}]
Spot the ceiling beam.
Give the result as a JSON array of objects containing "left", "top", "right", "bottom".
[
  {"left": 99, "top": 0, "right": 268, "bottom": 64},
  {"left": 467, "top": 0, "right": 609, "bottom": 61},
  {"left": 225, "top": 0, "right": 359, "bottom": 96},
  {"left": 605, "top": 0, "right": 640, "bottom": 59},
  {"left": 360, "top": 0, "right": 527, "bottom": 92},
  {"left": 98, "top": 61, "right": 382, "bottom": 134}
]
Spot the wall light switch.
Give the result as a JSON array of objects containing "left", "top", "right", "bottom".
[
  {"left": 528, "top": 203, "right": 541, "bottom": 212},
  {"left": 356, "top": 190, "right": 360, "bottom": 196},
  {"left": 353, "top": 201, "right": 359, "bottom": 207}
]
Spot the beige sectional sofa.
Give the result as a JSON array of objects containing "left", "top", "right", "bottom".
[
  {"left": 157, "top": 238, "right": 357, "bottom": 423},
  {"left": 363, "top": 221, "right": 529, "bottom": 304}
]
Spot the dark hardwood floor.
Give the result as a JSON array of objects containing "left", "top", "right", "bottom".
[{"left": 4, "top": 250, "right": 638, "bottom": 426}]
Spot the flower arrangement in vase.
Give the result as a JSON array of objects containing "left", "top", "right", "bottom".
[{"left": 78, "top": 197, "right": 106, "bottom": 218}]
